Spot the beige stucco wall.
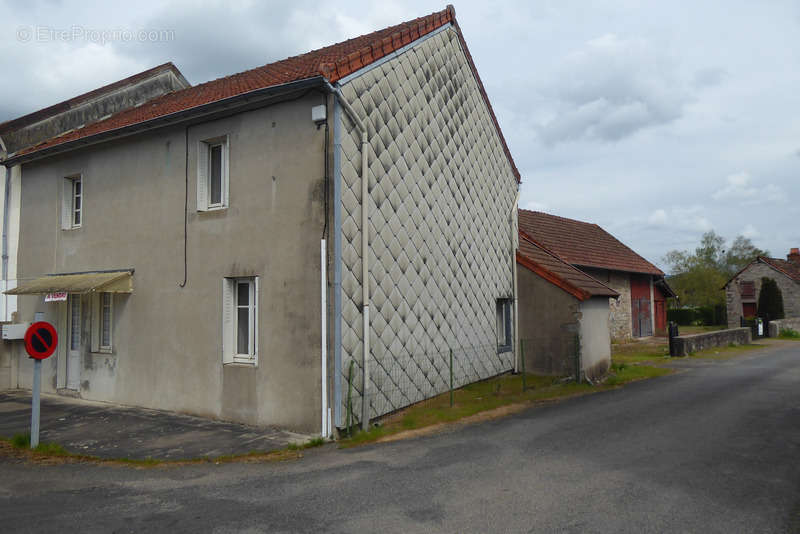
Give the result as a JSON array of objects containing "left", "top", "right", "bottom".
[
  {"left": 517, "top": 265, "right": 580, "bottom": 376},
  {"left": 579, "top": 298, "right": 611, "bottom": 379},
  {"left": 13, "top": 93, "right": 328, "bottom": 432},
  {"left": 337, "top": 26, "right": 518, "bottom": 420}
]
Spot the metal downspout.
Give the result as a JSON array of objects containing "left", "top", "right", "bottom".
[
  {"left": 509, "top": 190, "right": 520, "bottom": 372},
  {"left": 332, "top": 97, "right": 343, "bottom": 428},
  {"left": 328, "top": 83, "right": 371, "bottom": 431}
]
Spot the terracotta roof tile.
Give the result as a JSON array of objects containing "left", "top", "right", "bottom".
[
  {"left": 517, "top": 232, "right": 619, "bottom": 300},
  {"left": 518, "top": 209, "right": 663, "bottom": 276},
  {"left": 759, "top": 257, "right": 800, "bottom": 282},
  {"left": 10, "top": 5, "right": 520, "bottom": 182}
]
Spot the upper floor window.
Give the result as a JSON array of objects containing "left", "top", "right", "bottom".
[
  {"left": 740, "top": 281, "right": 755, "bottom": 299},
  {"left": 61, "top": 175, "right": 82, "bottom": 229},
  {"left": 198, "top": 136, "right": 229, "bottom": 211}
]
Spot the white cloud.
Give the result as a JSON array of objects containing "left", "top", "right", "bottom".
[
  {"left": 537, "top": 33, "right": 690, "bottom": 145},
  {"left": 741, "top": 224, "right": 760, "bottom": 239},
  {"left": 524, "top": 200, "right": 549, "bottom": 212},
  {"left": 712, "top": 171, "right": 785, "bottom": 204},
  {"left": 646, "top": 205, "right": 711, "bottom": 232}
]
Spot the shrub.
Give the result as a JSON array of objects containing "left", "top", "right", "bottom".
[
  {"left": 779, "top": 328, "right": 800, "bottom": 339},
  {"left": 758, "top": 278, "right": 784, "bottom": 321}
]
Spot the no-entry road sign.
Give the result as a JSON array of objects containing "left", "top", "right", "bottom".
[{"left": 24, "top": 321, "right": 58, "bottom": 360}]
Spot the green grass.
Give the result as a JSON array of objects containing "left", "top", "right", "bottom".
[
  {"left": 8, "top": 433, "right": 70, "bottom": 455},
  {"left": 287, "top": 437, "right": 326, "bottom": 451},
  {"left": 339, "top": 365, "right": 673, "bottom": 447},
  {"left": 0, "top": 433, "right": 312, "bottom": 466},
  {"left": 779, "top": 328, "right": 800, "bottom": 340}
]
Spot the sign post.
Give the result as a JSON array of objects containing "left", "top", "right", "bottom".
[{"left": 23, "top": 321, "right": 58, "bottom": 448}]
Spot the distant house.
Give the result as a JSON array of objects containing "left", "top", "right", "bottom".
[
  {"left": 518, "top": 210, "right": 675, "bottom": 340},
  {"left": 0, "top": 6, "right": 521, "bottom": 434},
  {"left": 517, "top": 231, "right": 618, "bottom": 380},
  {"left": 724, "top": 248, "right": 800, "bottom": 328}
]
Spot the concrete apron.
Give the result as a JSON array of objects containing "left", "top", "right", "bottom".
[{"left": 0, "top": 391, "right": 310, "bottom": 460}]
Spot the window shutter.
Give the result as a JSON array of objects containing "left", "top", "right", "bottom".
[
  {"left": 90, "top": 293, "right": 100, "bottom": 353},
  {"left": 61, "top": 179, "right": 72, "bottom": 229},
  {"left": 222, "top": 136, "right": 230, "bottom": 208},
  {"left": 253, "top": 276, "right": 259, "bottom": 364},
  {"left": 222, "top": 278, "right": 234, "bottom": 363},
  {"left": 197, "top": 142, "right": 208, "bottom": 211}
]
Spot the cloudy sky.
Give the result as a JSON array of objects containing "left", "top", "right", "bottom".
[{"left": 2, "top": 0, "right": 798, "bottom": 270}]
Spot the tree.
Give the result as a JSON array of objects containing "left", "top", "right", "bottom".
[
  {"left": 722, "top": 236, "right": 769, "bottom": 276},
  {"left": 757, "top": 278, "right": 784, "bottom": 320},
  {"left": 663, "top": 231, "right": 768, "bottom": 308}
]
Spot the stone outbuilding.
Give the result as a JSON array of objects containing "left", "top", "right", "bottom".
[
  {"left": 724, "top": 249, "right": 800, "bottom": 328},
  {"left": 518, "top": 210, "right": 674, "bottom": 340},
  {"left": 517, "top": 231, "right": 618, "bottom": 380}
]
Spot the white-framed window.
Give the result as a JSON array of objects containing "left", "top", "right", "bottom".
[
  {"left": 197, "top": 136, "right": 229, "bottom": 211},
  {"left": 496, "top": 298, "right": 512, "bottom": 353},
  {"left": 90, "top": 292, "right": 113, "bottom": 353},
  {"left": 61, "top": 175, "right": 82, "bottom": 229},
  {"left": 223, "top": 277, "right": 258, "bottom": 364}
]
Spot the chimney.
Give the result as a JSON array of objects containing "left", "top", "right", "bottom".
[{"left": 788, "top": 248, "right": 800, "bottom": 265}]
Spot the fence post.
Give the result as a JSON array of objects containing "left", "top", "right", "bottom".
[
  {"left": 520, "top": 339, "right": 526, "bottom": 392},
  {"left": 346, "top": 360, "right": 354, "bottom": 436},
  {"left": 449, "top": 348, "right": 454, "bottom": 407}
]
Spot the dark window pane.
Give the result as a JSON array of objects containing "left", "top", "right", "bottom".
[
  {"left": 74, "top": 180, "right": 81, "bottom": 195},
  {"left": 74, "top": 195, "right": 81, "bottom": 210},
  {"left": 237, "top": 308, "right": 249, "bottom": 354},
  {"left": 74, "top": 210, "right": 81, "bottom": 226},
  {"left": 210, "top": 145, "right": 222, "bottom": 205},
  {"left": 237, "top": 282, "right": 249, "bottom": 306}
]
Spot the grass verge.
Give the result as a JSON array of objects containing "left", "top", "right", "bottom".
[
  {"left": 0, "top": 432, "right": 322, "bottom": 467},
  {"left": 339, "top": 364, "right": 672, "bottom": 447},
  {"left": 779, "top": 328, "right": 800, "bottom": 340},
  {"left": 687, "top": 343, "right": 765, "bottom": 359}
]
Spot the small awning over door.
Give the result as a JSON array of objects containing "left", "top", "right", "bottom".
[{"left": 4, "top": 270, "right": 134, "bottom": 295}]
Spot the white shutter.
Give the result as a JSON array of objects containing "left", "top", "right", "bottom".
[
  {"left": 253, "top": 276, "right": 259, "bottom": 365},
  {"left": 197, "top": 142, "right": 208, "bottom": 211},
  {"left": 222, "top": 278, "right": 234, "bottom": 364},
  {"left": 90, "top": 293, "right": 100, "bottom": 353},
  {"left": 222, "top": 136, "right": 230, "bottom": 208},
  {"left": 61, "top": 178, "right": 72, "bottom": 229}
]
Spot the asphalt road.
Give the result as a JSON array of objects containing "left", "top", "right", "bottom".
[{"left": 2, "top": 341, "right": 800, "bottom": 533}]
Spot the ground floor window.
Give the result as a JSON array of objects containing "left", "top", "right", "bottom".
[
  {"left": 223, "top": 277, "right": 258, "bottom": 364},
  {"left": 496, "top": 298, "right": 512, "bottom": 353},
  {"left": 91, "top": 292, "right": 113, "bottom": 353}
]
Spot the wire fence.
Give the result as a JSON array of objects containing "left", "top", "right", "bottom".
[{"left": 342, "top": 342, "right": 514, "bottom": 429}]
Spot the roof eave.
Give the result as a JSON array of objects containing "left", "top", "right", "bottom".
[{"left": 4, "top": 76, "right": 327, "bottom": 167}]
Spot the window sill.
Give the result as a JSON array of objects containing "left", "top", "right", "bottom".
[
  {"left": 224, "top": 361, "right": 256, "bottom": 368},
  {"left": 200, "top": 205, "right": 228, "bottom": 213},
  {"left": 91, "top": 350, "right": 114, "bottom": 356},
  {"left": 497, "top": 346, "right": 512, "bottom": 354}
]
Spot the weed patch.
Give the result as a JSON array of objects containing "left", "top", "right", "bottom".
[{"left": 779, "top": 328, "right": 800, "bottom": 340}]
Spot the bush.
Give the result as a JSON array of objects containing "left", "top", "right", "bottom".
[
  {"left": 779, "top": 328, "right": 800, "bottom": 339},
  {"left": 758, "top": 278, "right": 784, "bottom": 321},
  {"left": 667, "top": 304, "right": 726, "bottom": 326}
]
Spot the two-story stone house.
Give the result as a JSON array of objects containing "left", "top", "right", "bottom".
[{"left": 1, "top": 6, "right": 520, "bottom": 434}]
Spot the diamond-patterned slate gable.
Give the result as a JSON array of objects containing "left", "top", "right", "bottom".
[{"left": 338, "top": 28, "right": 518, "bottom": 420}]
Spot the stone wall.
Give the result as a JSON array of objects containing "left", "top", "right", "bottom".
[
  {"left": 670, "top": 328, "right": 751, "bottom": 357},
  {"left": 768, "top": 318, "right": 800, "bottom": 338},
  {"left": 726, "top": 261, "right": 800, "bottom": 328},
  {"left": 582, "top": 268, "right": 632, "bottom": 341}
]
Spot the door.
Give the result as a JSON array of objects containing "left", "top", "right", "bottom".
[
  {"left": 632, "top": 297, "right": 653, "bottom": 337},
  {"left": 66, "top": 294, "right": 81, "bottom": 390}
]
